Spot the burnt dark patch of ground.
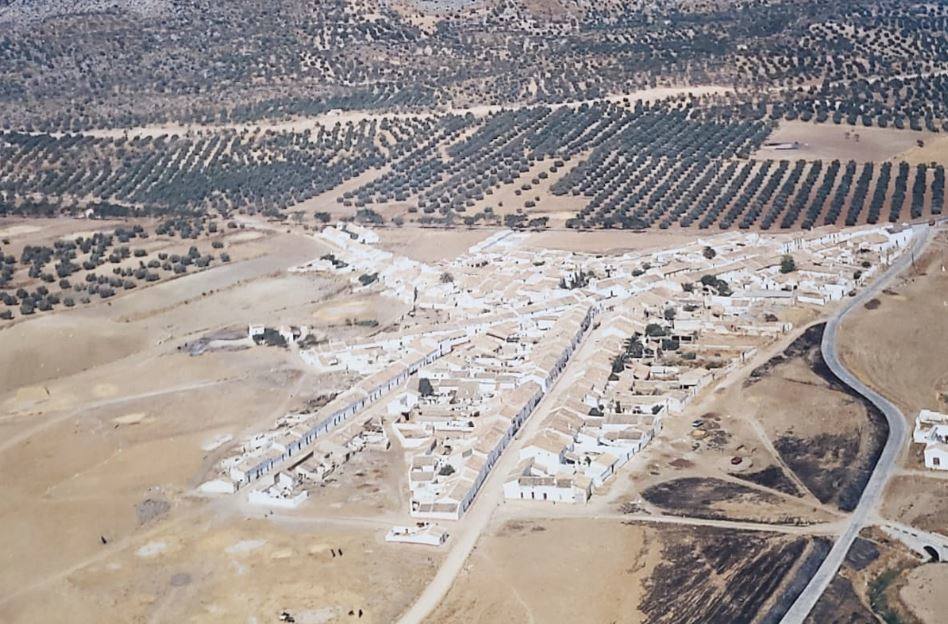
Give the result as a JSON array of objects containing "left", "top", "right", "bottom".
[
  {"left": 760, "top": 537, "right": 832, "bottom": 624},
  {"left": 639, "top": 526, "right": 818, "bottom": 624},
  {"left": 641, "top": 477, "right": 807, "bottom": 524},
  {"left": 845, "top": 537, "right": 881, "bottom": 571},
  {"left": 746, "top": 323, "right": 888, "bottom": 512},
  {"left": 745, "top": 324, "right": 826, "bottom": 386},
  {"left": 774, "top": 433, "right": 869, "bottom": 510},
  {"left": 805, "top": 574, "right": 877, "bottom": 624},
  {"left": 733, "top": 465, "right": 802, "bottom": 497}
]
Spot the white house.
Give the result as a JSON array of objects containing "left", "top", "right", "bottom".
[
  {"left": 912, "top": 409, "right": 948, "bottom": 471},
  {"left": 924, "top": 441, "right": 948, "bottom": 471},
  {"left": 914, "top": 410, "right": 948, "bottom": 443},
  {"left": 387, "top": 390, "right": 419, "bottom": 416}
]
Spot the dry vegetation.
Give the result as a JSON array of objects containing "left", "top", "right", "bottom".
[
  {"left": 838, "top": 232, "right": 948, "bottom": 420},
  {"left": 743, "top": 324, "right": 888, "bottom": 512},
  {"left": 427, "top": 518, "right": 658, "bottom": 623},
  {"left": 429, "top": 516, "right": 830, "bottom": 624}
]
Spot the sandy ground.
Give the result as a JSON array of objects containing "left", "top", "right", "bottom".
[
  {"left": 899, "top": 563, "right": 948, "bottom": 624},
  {"left": 426, "top": 517, "right": 659, "bottom": 623},
  {"left": 752, "top": 120, "right": 939, "bottom": 162},
  {"left": 899, "top": 133, "right": 948, "bottom": 166},
  {"left": 2, "top": 508, "right": 439, "bottom": 624}
]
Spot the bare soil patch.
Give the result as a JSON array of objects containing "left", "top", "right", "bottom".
[
  {"left": 881, "top": 475, "right": 948, "bottom": 535},
  {"left": 427, "top": 518, "right": 658, "bottom": 624},
  {"left": 752, "top": 120, "right": 938, "bottom": 162},
  {"left": 1, "top": 513, "right": 437, "bottom": 624},
  {"left": 374, "top": 226, "right": 495, "bottom": 262},
  {"left": 522, "top": 228, "right": 697, "bottom": 255},
  {"left": 839, "top": 233, "right": 948, "bottom": 423},
  {"left": 900, "top": 563, "right": 948, "bottom": 624}
]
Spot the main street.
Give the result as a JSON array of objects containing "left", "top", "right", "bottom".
[{"left": 396, "top": 308, "right": 602, "bottom": 624}]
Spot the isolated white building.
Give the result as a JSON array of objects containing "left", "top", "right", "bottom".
[{"left": 913, "top": 409, "right": 948, "bottom": 471}]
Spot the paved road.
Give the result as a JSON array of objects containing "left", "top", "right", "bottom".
[{"left": 780, "top": 224, "right": 932, "bottom": 624}]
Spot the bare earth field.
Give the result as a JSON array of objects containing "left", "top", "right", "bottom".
[
  {"left": 374, "top": 227, "right": 496, "bottom": 262},
  {"left": 522, "top": 228, "right": 699, "bottom": 255},
  {"left": 740, "top": 324, "right": 888, "bottom": 512},
  {"left": 427, "top": 517, "right": 658, "bottom": 624},
  {"left": 900, "top": 563, "right": 948, "bottom": 624},
  {"left": 429, "top": 516, "right": 827, "bottom": 624},
  {"left": 3, "top": 509, "right": 438, "bottom": 624},
  {"left": 752, "top": 120, "right": 939, "bottom": 162},
  {"left": 898, "top": 133, "right": 948, "bottom": 166},
  {"left": 881, "top": 475, "right": 948, "bottom": 535}
]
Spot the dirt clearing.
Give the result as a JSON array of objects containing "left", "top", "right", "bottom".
[{"left": 427, "top": 517, "right": 658, "bottom": 623}]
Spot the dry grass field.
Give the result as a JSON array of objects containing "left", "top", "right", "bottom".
[
  {"left": 374, "top": 227, "right": 496, "bottom": 262},
  {"left": 880, "top": 475, "right": 948, "bottom": 535},
  {"left": 738, "top": 325, "right": 888, "bottom": 512},
  {"left": 0, "top": 220, "right": 434, "bottom": 623},
  {"left": 426, "top": 517, "right": 659, "bottom": 624},
  {"left": 900, "top": 563, "right": 948, "bottom": 624},
  {"left": 838, "top": 232, "right": 948, "bottom": 419},
  {"left": 897, "top": 134, "right": 948, "bottom": 166},
  {"left": 521, "top": 228, "right": 699, "bottom": 255},
  {"left": 752, "top": 121, "right": 939, "bottom": 163},
  {"left": 429, "top": 515, "right": 827, "bottom": 624},
  {"left": 3, "top": 510, "right": 439, "bottom": 624}
]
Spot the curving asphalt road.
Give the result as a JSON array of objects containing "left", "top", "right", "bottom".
[{"left": 779, "top": 223, "right": 932, "bottom": 624}]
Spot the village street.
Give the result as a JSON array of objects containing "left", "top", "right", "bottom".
[{"left": 395, "top": 307, "right": 605, "bottom": 624}]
